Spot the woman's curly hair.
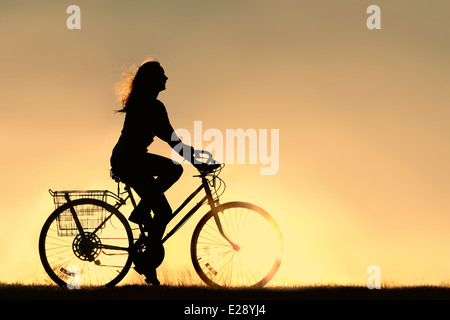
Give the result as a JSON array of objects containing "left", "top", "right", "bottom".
[{"left": 115, "top": 58, "right": 162, "bottom": 113}]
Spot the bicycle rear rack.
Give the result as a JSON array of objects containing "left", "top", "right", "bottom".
[
  {"left": 49, "top": 189, "right": 110, "bottom": 208},
  {"left": 49, "top": 189, "right": 120, "bottom": 237}
]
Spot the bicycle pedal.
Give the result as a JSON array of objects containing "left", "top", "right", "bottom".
[
  {"left": 145, "top": 276, "right": 160, "bottom": 286},
  {"left": 133, "top": 262, "right": 145, "bottom": 275},
  {"left": 134, "top": 265, "right": 145, "bottom": 275}
]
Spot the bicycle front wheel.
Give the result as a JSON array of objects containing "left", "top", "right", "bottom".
[
  {"left": 191, "top": 202, "right": 283, "bottom": 288},
  {"left": 39, "top": 198, "right": 133, "bottom": 288}
]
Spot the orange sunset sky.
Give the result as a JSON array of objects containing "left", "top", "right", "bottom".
[{"left": 1, "top": 0, "right": 449, "bottom": 287}]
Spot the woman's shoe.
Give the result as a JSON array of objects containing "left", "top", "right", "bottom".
[
  {"left": 144, "top": 269, "right": 160, "bottom": 286},
  {"left": 129, "top": 208, "right": 153, "bottom": 226}
]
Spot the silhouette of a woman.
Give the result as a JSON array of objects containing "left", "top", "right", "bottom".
[{"left": 111, "top": 60, "right": 199, "bottom": 245}]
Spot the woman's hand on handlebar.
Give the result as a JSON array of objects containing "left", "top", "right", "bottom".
[
  {"left": 192, "top": 149, "right": 221, "bottom": 173},
  {"left": 193, "top": 149, "right": 213, "bottom": 164}
]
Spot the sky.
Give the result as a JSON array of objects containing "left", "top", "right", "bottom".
[{"left": 1, "top": 0, "right": 449, "bottom": 287}]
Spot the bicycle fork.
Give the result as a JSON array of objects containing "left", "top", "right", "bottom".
[{"left": 202, "top": 177, "right": 240, "bottom": 252}]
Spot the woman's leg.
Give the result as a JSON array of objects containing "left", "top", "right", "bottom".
[
  {"left": 117, "top": 153, "right": 183, "bottom": 239},
  {"left": 136, "top": 154, "right": 183, "bottom": 242}
]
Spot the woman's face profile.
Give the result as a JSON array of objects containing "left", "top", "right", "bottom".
[{"left": 147, "top": 65, "right": 168, "bottom": 93}]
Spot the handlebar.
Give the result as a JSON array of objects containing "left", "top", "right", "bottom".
[
  {"left": 193, "top": 150, "right": 222, "bottom": 173},
  {"left": 193, "top": 149, "right": 213, "bottom": 164}
]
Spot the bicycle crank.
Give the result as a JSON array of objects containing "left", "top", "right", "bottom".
[{"left": 132, "top": 241, "right": 165, "bottom": 274}]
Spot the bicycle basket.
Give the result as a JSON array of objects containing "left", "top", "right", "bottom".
[{"left": 49, "top": 190, "right": 113, "bottom": 237}]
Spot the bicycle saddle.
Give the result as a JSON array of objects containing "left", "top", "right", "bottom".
[{"left": 110, "top": 170, "right": 123, "bottom": 183}]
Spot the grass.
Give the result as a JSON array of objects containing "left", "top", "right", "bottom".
[
  {"left": 2, "top": 282, "right": 450, "bottom": 300},
  {"left": 4, "top": 265, "right": 450, "bottom": 301},
  {"left": 5, "top": 263, "right": 450, "bottom": 301}
]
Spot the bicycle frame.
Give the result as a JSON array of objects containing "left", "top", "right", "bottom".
[{"left": 113, "top": 171, "right": 237, "bottom": 248}]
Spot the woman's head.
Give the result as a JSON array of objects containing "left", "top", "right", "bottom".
[
  {"left": 133, "top": 60, "right": 168, "bottom": 93},
  {"left": 116, "top": 59, "right": 168, "bottom": 112}
]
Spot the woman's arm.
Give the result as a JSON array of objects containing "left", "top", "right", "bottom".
[{"left": 152, "top": 102, "right": 196, "bottom": 163}]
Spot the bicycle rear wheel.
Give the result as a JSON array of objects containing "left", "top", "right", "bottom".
[
  {"left": 191, "top": 202, "right": 283, "bottom": 288},
  {"left": 39, "top": 198, "right": 133, "bottom": 288}
]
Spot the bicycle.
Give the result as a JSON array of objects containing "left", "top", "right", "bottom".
[{"left": 39, "top": 152, "right": 283, "bottom": 288}]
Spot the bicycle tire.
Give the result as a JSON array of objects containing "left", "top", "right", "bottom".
[
  {"left": 191, "top": 201, "right": 283, "bottom": 288},
  {"left": 39, "top": 198, "right": 133, "bottom": 288}
]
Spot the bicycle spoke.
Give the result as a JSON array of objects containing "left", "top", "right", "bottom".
[
  {"left": 39, "top": 199, "right": 133, "bottom": 287},
  {"left": 192, "top": 202, "right": 282, "bottom": 288}
]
